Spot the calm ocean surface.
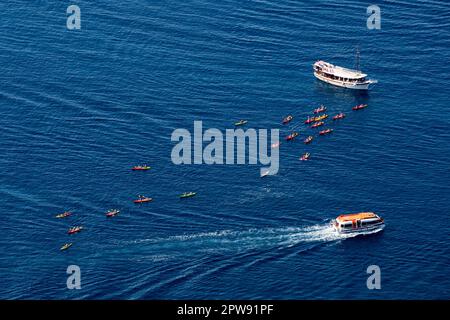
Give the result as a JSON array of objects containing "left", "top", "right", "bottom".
[{"left": 0, "top": 0, "right": 449, "bottom": 299}]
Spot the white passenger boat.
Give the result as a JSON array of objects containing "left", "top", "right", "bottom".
[
  {"left": 331, "top": 212, "right": 385, "bottom": 235},
  {"left": 313, "top": 49, "right": 377, "bottom": 90}
]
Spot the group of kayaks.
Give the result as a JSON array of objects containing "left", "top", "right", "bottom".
[
  {"left": 58, "top": 104, "right": 368, "bottom": 248},
  {"left": 284, "top": 105, "right": 337, "bottom": 143},
  {"left": 58, "top": 164, "right": 197, "bottom": 252},
  {"left": 281, "top": 104, "right": 368, "bottom": 163},
  {"left": 59, "top": 208, "right": 121, "bottom": 250},
  {"left": 132, "top": 192, "right": 197, "bottom": 203},
  {"left": 56, "top": 211, "right": 75, "bottom": 250},
  {"left": 59, "top": 222, "right": 84, "bottom": 251},
  {"left": 131, "top": 165, "right": 196, "bottom": 203}
]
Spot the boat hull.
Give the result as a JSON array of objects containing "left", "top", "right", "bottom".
[
  {"left": 134, "top": 198, "right": 153, "bottom": 203},
  {"left": 332, "top": 221, "right": 385, "bottom": 235},
  {"left": 314, "top": 72, "right": 375, "bottom": 90}
]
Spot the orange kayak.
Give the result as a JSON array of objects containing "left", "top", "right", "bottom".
[{"left": 311, "top": 121, "right": 324, "bottom": 128}]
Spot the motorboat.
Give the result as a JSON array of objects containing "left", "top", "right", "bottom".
[{"left": 331, "top": 212, "right": 385, "bottom": 235}]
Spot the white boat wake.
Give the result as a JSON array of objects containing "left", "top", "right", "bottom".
[{"left": 124, "top": 223, "right": 373, "bottom": 260}]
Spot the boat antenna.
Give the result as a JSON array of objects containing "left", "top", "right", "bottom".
[{"left": 355, "top": 46, "right": 361, "bottom": 72}]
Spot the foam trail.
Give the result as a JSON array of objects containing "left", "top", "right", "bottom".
[
  {"left": 125, "top": 224, "right": 362, "bottom": 257},
  {"left": 279, "top": 224, "right": 359, "bottom": 247}
]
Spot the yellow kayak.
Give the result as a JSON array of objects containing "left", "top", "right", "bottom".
[
  {"left": 314, "top": 114, "right": 328, "bottom": 121},
  {"left": 55, "top": 211, "right": 72, "bottom": 219},
  {"left": 60, "top": 243, "right": 73, "bottom": 251}
]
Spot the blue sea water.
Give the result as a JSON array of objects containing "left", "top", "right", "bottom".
[{"left": 0, "top": 0, "right": 449, "bottom": 299}]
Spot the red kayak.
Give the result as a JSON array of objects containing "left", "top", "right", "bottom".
[
  {"left": 68, "top": 226, "right": 83, "bottom": 235},
  {"left": 285, "top": 132, "right": 299, "bottom": 141},
  {"left": 300, "top": 153, "right": 311, "bottom": 161},
  {"left": 319, "top": 128, "right": 334, "bottom": 135},
  {"left": 133, "top": 197, "right": 153, "bottom": 204},
  {"left": 304, "top": 117, "right": 315, "bottom": 124},
  {"left": 311, "top": 121, "right": 324, "bottom": 128},
  {"left": 304, "top": 136, "right": 313, "bottom": 144},
  {"left": 106, "top": 209, "right": 120, "bottom": 217},
  {"left": 132, "top": 165, "right": 151, "bottom": 171},
  {"left": 282, "top": 115, "right": 293, "bottom": 124},
  {"left": 332, "top": 113, "right": 346, "bottom": 120},
  {"left": 313, "top": 106, "right": 327, "bottom": 114},
  {"left": 352, "top": 104, "right": 368, "bottom": 111}
]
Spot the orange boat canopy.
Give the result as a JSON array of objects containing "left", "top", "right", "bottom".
[{"left": 336, "top": 212, "right": 378, "bottom": 222}]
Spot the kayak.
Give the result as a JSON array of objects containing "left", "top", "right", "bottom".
[
  {"left": 285, "top": 132, "right": 299, "bottom": 141},
  {"left": 106, "top": 209, "right": 120, "bottom": 217},
  {"left": 235, "top": 120, "right": 248, "bottom": 126},
  {"left": 68, "top": 226, "right": 83, "bottom": 235},
  {"left": 304, "top": 136, "right": 314, "bottom": 144},
  {"left": 333, "top": 113, "right": 346, "bottom": 120},
  {"left": 300, "top": 153, "right": 311, "bottom": 161},
  {"left": 313, "top": 106, "right": 327, "bottom": 114},
  {"left": 314, "top": 114, "right": 328, "bottom": 121},
  {"left": 271, "top": 142, "right": 281, "bottom": 149},
  {"left": 311, "top": 121, "right": 324, "bottom": 128},
  {"left": 133, "top": 197, "right": 153, "bottom": 204},
  {"left": 319, "top": 128, "right": 334, "bottom": 135},
  {"left": 352, "top": 104, "right": 368, "bottom": 110},
  {"left": 304, "top": 117, "right": 315, "bottom": 124},
  {"left": 60, "top": 243, "right": 73, "bottom": 251},
  {"left": 282, "top": 115, "right": 293, "bottom": 124},
  {"left": 132, "top": 166, "right": 151, "bottom": 171},
  {"left": 56, "top": 211, "right": 72, "bottom": 219},
  {"left": 180, "top": 192, "right": 196, "bottom": 199}
]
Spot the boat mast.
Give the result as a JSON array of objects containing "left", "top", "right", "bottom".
[{"left": 355, "top": 46, "right": 361, "bottom": 72}]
